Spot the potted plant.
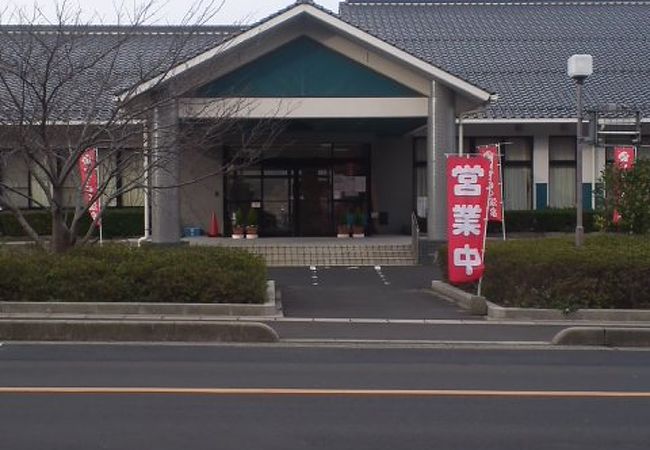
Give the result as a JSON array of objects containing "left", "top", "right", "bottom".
[
  {"left": 232, "top": 208, "right": 245, "bottom": 239},
  {"left": 337, "top": 212, "right": 350, "bottom": 238},
  {"left": 246, "top": 208, "right": 258, "bottom": 239},
  {"left": 352, "top": 209, "right": 365, "bottom": 238}
]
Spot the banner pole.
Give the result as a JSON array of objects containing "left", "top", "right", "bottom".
[
  {"left": 498, "top": 144, "right": 507, "bottom": 241},
  {"left": 478, "top": 155, "right": 491, "bottom": 297}
]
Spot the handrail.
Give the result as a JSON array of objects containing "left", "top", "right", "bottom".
[{"left": 411, "top": 211, "right": 420, "bottom": 264}]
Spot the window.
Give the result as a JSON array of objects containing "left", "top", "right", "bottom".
[
  {"left": 0, "top": 151, "right": 30, "bottom": 208},
  {"left": 549, "top": 137, "right": 576, "bottom": 208},
  {"left": 0, "top": 148, "right": 143, "bottom": 210}
]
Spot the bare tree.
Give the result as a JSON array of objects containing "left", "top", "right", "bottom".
[{"left": 0, "top": 0, "right": 286, "bottom": 252}]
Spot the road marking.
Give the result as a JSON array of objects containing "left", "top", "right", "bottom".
[
  {"left": 374, "top": 265, "right": 390, "bottom": 286},
  {"left": 0, "top": 387, "right": 649, "bottom": 398},
  {"left": 309, "top": 266, "right": 319, "bottom": 286}
]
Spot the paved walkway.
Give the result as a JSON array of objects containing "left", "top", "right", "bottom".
[{"left": 269, "top": 265, "right": 469, "bottom": 320}]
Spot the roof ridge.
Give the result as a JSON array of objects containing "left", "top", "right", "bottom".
[
  {"left": 344, "top": 1, "right": 650, "bottom": 6},
  {"left": 0, "top": 24, "right": 242, "bottom": 36}
]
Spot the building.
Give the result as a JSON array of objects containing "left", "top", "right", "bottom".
[{"left": 1, "top": 0, "right": 649, "bottom": 243}]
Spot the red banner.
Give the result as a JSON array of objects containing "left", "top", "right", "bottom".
[
  {"left": 614, "top": 146, "right": 635, "bottom": 171},
  {"left": 447, "top": 155, "right": 490, "bottom": 285},
  {"left": 78, "top": 148, "right": 102, "bottom": 227},
  {"left": 612, "top": 146, "right": 636, "bottom": 225},
  {"left": 478, "top": 144, "right": 504, "bottom": 222}
]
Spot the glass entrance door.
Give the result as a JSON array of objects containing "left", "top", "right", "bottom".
[
  {"left": 295, "top": 167, "right": 332, "bottom": 236},
  {"left": 224, "top": 144, "right": 369, "bottom": 237}
]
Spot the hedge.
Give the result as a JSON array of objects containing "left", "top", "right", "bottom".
[
  {"left": 487, "top": 209, "right": 596, "bottom": 234},
  {"left": 0, "top": 245, "right": 267, "bottom": 304},
  {"left": 418, "top": 208, "right": 595, "bottom": 234},
  {"left": 0, "top": 208, "right": 144, "bottom": 238},
  {"left": 438, "top": 235, "right": 650, "bottom": 310}
]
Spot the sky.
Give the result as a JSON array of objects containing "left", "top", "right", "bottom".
[{"left": 5, "top": 1, "right": 342, "bottom": 25}]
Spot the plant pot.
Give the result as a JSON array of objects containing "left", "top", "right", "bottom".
[
  {"left": 352, "top": 226, "right": 365, "bottom": 238},
  {"left": 246, "top": 226, "right": 258, "bottom": 239},
  {"left": 337, "top": 225, "right": 350, "bottom": 238},
  {"left": 232, "top": 226, "right": 245, "bottom": 239}
]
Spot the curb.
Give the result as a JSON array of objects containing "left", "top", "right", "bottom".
[
  {"left": 552, "top": 327, "right": 650, "bottom": 347},
  {"left": 430, "top": 281, "right": 487, "bottom": 315},
  {"left": 0, "top": 320, "right": 280, "bottom": 343},
  {"left": 487, "top": 302, "right": 650, "bottom": 322},
  {"left": 431, "top": 280, "right": 650, "bottom": 323}
]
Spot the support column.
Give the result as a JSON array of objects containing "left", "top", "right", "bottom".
[
  {"left": 151, "top": 101, "right": 181, "bottom": 244},
  {"left": 426, "top": 81, "right": 456, "bottom": 241}
]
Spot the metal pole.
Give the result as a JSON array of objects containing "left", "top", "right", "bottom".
[
  {"left": 458, "top": 115, "right": 464, "bottom": 156},
  {"left": 96, "top": 147, "right": 103, "bottom": 246},
  {"left": 575, "top": 79, "right": 584, "bottom": 247}
]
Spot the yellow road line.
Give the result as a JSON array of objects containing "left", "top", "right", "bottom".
[{"left": 0, "top": 387, "right": 649, "bottom": 398}]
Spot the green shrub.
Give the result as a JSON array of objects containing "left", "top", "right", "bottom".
[
  {"left": 0, "top": 208, "right": 144, "bottom": 238},
  {"left": 487, "top": 209, "right": 596, "bottom": 234},
  {"left": 595, "top": 159, "right": 650, "bottom": 234},
  {"left": 0, "top": 245, "right": 267, "bottom": 303},
  {"left": 438, "top": 235, "right": 650, "bottom": 310}
]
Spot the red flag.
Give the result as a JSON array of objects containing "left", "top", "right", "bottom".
[
  {"left": 478, "top": 144, "right": 504, "bottom": 223},
  {"left": 614, "top": 146, "right": 635, "bottom": 171},
  {"left": 612, "top": 146, "right": 635, "bottom": 225},
  {"left": 447, "top": 155, "right": 490, "bottom": 285},
  {"left": 78, "top": 148, "right": 102, "bottom": 227}
]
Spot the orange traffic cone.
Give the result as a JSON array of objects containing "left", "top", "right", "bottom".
[{"left": 208, "top": 211, "right": 220, "bottom": 237}]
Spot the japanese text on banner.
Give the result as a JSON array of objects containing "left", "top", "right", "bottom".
[
  {"left": 478, "top": 144, "right": 504, "bottom": 223},
  {"left": 78, "top": 148, "right": 102, "bottom": 227},
  {"left": 612, "top": 146, "right": 636, "bottom": 225},
  {"left": 447, "top": 156, "right": 490, "bottom": 284}
]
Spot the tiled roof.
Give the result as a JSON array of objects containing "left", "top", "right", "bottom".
[
  {"left": 2, "top": 1, "right": 649, "bottom": 122},
  {"left": 340, "top": 0, "right": 650, "bottom": 118},
  {"left": 0, "top": 25, "right": 240, "bottom": 122}
]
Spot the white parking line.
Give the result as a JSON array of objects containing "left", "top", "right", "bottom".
[
  {"left": 374, "top": 265, "right": 391, "bottom": 286},
  {"left": 309, "top": 266, "right": 319, "bottom": 286}
]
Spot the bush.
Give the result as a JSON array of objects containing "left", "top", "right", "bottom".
[
  {"left": 419, "top": 209, "right": 595, "bottom": 235},
  {"left": 0, "top": 245, "right": 267, "bottom": 303},
  {"left": 595, "top": 159, "right": 650, "bottom": 234},
  {"left": 438, "top": 235, "right": 650, "bottom": 310},
  {"left": 0, "top": 208, "right": 144, "bottom": 238},
  {"left": 487, "top": 209, "right": 596, "bottom": 234}
]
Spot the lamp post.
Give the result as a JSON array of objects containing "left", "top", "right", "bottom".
[{"left": 567, "top": 54, "right": 593, "bottom": 247}]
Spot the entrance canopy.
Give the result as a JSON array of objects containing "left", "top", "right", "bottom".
[{"left": 124, "top": 1, "right": 492, "bottom": 108}]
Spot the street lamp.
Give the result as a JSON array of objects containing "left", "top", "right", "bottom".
[{"left": 567, "top": 54, "right": 593, "bottom": 247}]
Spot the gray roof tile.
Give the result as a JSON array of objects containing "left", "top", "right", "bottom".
[{"left": 340, "top": 1, "right": 650, "bottom": 118}]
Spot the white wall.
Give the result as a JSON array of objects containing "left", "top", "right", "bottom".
[{"left": 179, "top": 145, "right": 224, "bottom": 232}]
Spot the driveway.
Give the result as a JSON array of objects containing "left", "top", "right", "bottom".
[{"left": 268, "top": 265, "right": 472, "bottom": 320}]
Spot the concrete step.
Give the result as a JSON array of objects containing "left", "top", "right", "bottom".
[{"left": 243, "top": 244, "right": 417, "bottom": 267}]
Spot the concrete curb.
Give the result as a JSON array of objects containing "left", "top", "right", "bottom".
[
  {"left": 431, "top": 280, "right": 650, "bottom": 323},
  {"left": 0, "top": 281, "right": 281, "bottom": 317},
  {"left": 552, "top": 327, "right": 650, "bottom": 347},
  {"left": 0, "top": 320, "right": 280, "bottom": 343},
  {"left": 430, "top": 281, "right": 487, "bottom": 315},
  {"left": 487, "top": 302, "right": 650, "bottom": 322}
]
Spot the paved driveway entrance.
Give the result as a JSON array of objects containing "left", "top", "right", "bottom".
[{"left": 269, "top": 265, "right": 471, "bottom": 320}]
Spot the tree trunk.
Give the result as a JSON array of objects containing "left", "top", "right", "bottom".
[{"left": 50, "top": 186, "right": 72, "bottom": 253}]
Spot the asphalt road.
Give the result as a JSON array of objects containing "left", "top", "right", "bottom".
[
  {"left": 269, "top": 266, "right": 468, "bottom": 319},
  {"left": 1, "top": 343, "right": 650, "bottom": 449}
]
